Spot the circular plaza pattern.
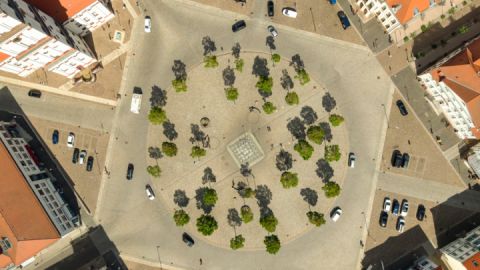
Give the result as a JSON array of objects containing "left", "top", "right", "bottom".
[{"left": 147, "top": 52, "right": 349, "bottom": 250}]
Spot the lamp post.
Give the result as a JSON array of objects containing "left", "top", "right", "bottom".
[{"left": 156, "top": 246, "right": 162, "bottom": 269}]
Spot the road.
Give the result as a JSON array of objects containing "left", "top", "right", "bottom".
[{"left": 95, "top": 0, "right": 394, "bottom": 269}]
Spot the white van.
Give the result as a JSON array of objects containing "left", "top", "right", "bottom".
[{"left": 130, "top": 93, "right": 142, "bottom": 114}]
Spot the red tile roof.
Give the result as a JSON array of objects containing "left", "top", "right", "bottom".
[
  {"left": 0, "top": 52, "right": 10, "bottom": 63},
  {"left": 463, "top": 252, "right": 480, "bottom": 270},
  {"left": 0, "top": 142, "right": 60, "bottom": 267},
  {"left": 386, "top": 0, "right": 430, "bottom": 24},
  {"left": 24, "top": 0, "right": 96, "bottom": 23}
]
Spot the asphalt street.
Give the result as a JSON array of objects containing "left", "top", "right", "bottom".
[{"left": 95, "top": 0, "right": 394, "bottom": 269}]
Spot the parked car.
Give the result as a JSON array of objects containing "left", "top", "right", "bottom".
[
  {"left": 348, "top": 152, "right": 356, "bottom": 168},
  {"left": 282, "top": 7, "right": 297, "bottom": 18},
  {"left": 392, "top": 199, "right": 400, "bottom": 216},
  {"left": 144, "top": 16, "right": 151, "bottom": 33},
  {"left": 337, "top": 11, "right": 351, "bottom": 29},
  {"left": 416, "top": 204, "right": 426, "bottom": 221},
  {"left": 267, "top": 1, "right": 274, "bottom": 17},
  {"left": 402, "top": 153, "right": 410, "bottom": 168},
  {"left": 79, "top": 150, "right": 87, "bottom": 165},
  {"left": 126, "top": 163, "right": 134, "bottom": 180},
  {"left": 383, "top": 197, "right": 392, "bottom": 212},
  {"left": 52, "top": 130, "right": 59, "bottom": 144},
  {"left": 379, "top": 211, "right": 388, "bottom": 227},
  {"left": 232, "top": 20, "right": 246, "bottom": 32},
  {"left": 86, "top": 156, "right": 94, "bottom": 172},
  {"left": 330, "top": 207, "right": 342, "bottom": 222},
  {"left": 400, "top": 199, "right": 409, "bottom": 217},
  {"left": 396, "top": 216, "right": 405, "bottom": 233},
  {"left": 145, "top": 184, "right": 155, "bottom": 200},
  {"left": 28, "top": 89, "right": 42, "bottom": 98},
  {"left": 67, "top": 132, "right": 75, "bottom": 148},
  {"left": 267, "top": 25, "right": 278, "bottom": 37},
  {"left": 72, "top": 148, "right": 80, "bottom": 164},
  {"left": 182, "top": 232, "right": 195, "bottom": 247},
  {"left": 396, "top": 100, "right": 408, "bottom": 116},
  {"left": 391, "top": 150, "right": 403, "bottom": 168}
]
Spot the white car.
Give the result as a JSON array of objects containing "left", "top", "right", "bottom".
[
  {"left": 267, "top": 25, "right": 278, "bottom": 37},
  {"left": 144, "top": 16, "right": 151, "bottom": 33},
  {"left": 330, "top": 207, "right": 342, "bottom": 222},
  {"left": 400, "top": 199, "right": 409, "bottom": 217},
  {"left": 282, "top": 8, "right": 297, "bottom": 18},
  {"left": 145, "top": 184, "right": 155, "bottom": 200},
  {"left": 348, "top": 152, "right": 356, "bottom": 168},
  {"left": 396, "top": 216, "right": 405, "bottom": 233},
  {"left": 79, "top": 150, "right": 87, "bottom": 165},
  {"left": 383, "top": 197, "right": 392, "bottom": 212},
  {"left": 67, "top": 132, "right": 75, "bottom": 148}
]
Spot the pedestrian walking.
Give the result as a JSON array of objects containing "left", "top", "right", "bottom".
[{"left": 200, "top": 258, "right": 203, "bottom": 265}]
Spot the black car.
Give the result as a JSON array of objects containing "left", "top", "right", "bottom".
[
  {"left": 402, "top": 153, "right": 410, "bottom": 168},
  {"left": 182, "top": 233, "right": 195, "bottom": 247},
  {"left": 52, "top": 130, "right": 59, "bottom": 144},
  {"left": 396, "top": 100, "right": 408, "bottom": 116},
  {"left": 232, "top": 20, "right": 246, "bottom": 32},
  {"left": 391, "top": 150, "right": 403, "bottom": 167},
  {"left": 126, "top": 163, "right": 134, "bottom": 180},
  {"left": 392, "top": 199, "right": 400, "bottom": 216},
  {"left": 28, "top": 89, "right": 42, "bottom": 98},
  {"left": 379, "top": 211, "right": 388, "bottom": 227},
  {"left": 267, "top": 1, "right": 274, "bottom": 17},
  {"left": 416, "top": 204, "right": 426, "bottom": 221},
  {"left": 86, "top": 156, "right": 94, "bottom": 172},
  {"left": 72, "top": 148, "right": 80, "bottom": 164}
]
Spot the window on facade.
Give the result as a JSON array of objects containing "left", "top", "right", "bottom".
[
  {"left": 11, "top": 146, "right": 17, "bottom": 152},
  {"left": 61, "top": 225, "right": 66, "bottom": 231},
  {"left": 20, "top": 160, "right": 26, "bottom": 166},
  {"left": 53, "top": 202, "right": 59, "bottom": 208},
  {"left": 6, "top": 140, "right": 12, "bottom": 145},
  {"left": 35, "top": 184, "right": 40, "bottom": 188},
  {"left": 38, "top": 190, "right": 44, "bottom": 196},
  {"left": 48, "top": 195, "right": 54, "bottom": 201},
  {"left": 41, "top": 183, "right": 46, "bottom": 187},
  {"left": 22, "top": 153, "right": 28, "bottom": 159}
]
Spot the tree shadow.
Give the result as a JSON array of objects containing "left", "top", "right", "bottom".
[
  {"left": 252, "top": 56, "right": 270, "bottom": 78},
  {"left": 172, "top": 60, "right": 187, "bottom": 80},
  {"left": 195, "top": 187, "right": 214, "bottom": 214},
  {"left": 287, "top": 117, "right": 306, "bottom": 140},
  {"left": 163, "top": 121, "right": 178, "bottom": 141},
  {"left": 300, "top": 106, "right": 318, "bottom": 126},
  {"left": 255, "top": 185, "right": 272, "bottom": 209},
  {"left": 280, "top": 69, "right": 294, "bottom": 91},
  {"left": 319, "top": 122, "right": 332, "bottom": 142},
  {"left": 147, "top": 146, "right": 162, "bottom": 160},
  {"left": 276, "top": 150, "right": 293, "bottom": 171},
  {"left": 190, "top": 124, "right": 206, "bottom": 144},
  {"left": 202, "top": 167, "right": 216, "bottom": 185},
  {"left": 300, "top": 188, "right": 318, "bottom": 207},
  {"left": 232, "top": 42, "right": 241, "bottom": 59},
  {"left": 316, "top": 159, "right": 334, "bottom": 183},
  {"left": 266, "top": 36, "right": 276, "bottom": 50},
  {"left": 240, "top": 163, "right": 253, "bottom": 178},
  {"left": 322, "top": 92, "right": 337, "bottom": 113},
  {"left": 227, "top": 208, "right": 242, "bottom": 228},
  {"left": 150, "top": 85, "right": 167, "bottom": 108},
  {"left": 222, "top": 66, "right": 236, "bottom": 87},
  {"left": 290, "top": 54, "right": 305, "bottom": 72},
  {"left": 202, "top": 36, "right": 216, "bottom": 56},
  {"left": 173, "top": 189, "right": 190, "bottom": 208}
]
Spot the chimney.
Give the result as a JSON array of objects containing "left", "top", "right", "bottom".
[{"left": 438, "top": 70, "right": 445, "bottom": 81}]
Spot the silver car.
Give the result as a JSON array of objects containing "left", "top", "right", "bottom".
[{"left": 267, "top": 25, "right": 278, "bottom": 37}]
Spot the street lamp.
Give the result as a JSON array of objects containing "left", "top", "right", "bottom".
[{"left": 156, "top": 246, "right": 162, "bottom": 269}]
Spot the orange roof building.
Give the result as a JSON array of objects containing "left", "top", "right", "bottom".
[
  {"left": 385, "top": 0, "right": 432, "bottom": 24},
  {"left": 23, "top": 0, "right": 97, "bottom": 23},
  {"left": 418, "top": 36, "right": 480, "bottom": 139}
]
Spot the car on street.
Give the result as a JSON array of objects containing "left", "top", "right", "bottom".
[
  {"left": 232, "top": 20, "right": 246, "bottom": 32},
  {"left": 396, "top": 100, "right": 408, "bottom": 116},
  {"left": 392, "top": 199, "right": 400, "bottom": 216},
  {"left": 145, "top": 184, "right": 155, "bottom": 200},
  {"left": 267, "top": 1, "right": 274, "bottom": 17},
  {"left": 28, "top": 89, "right": 42, "bottom": 98},
  {"left": 379, "top": 211, "right": 388, "bottom": 227},
  {"left": 330, "top": 207, "right": 342, "bottom": 222},
  {"left": 416, "top": 204, "right": 426, "bottom": 221},
  {"left": 400, "top": 199, "right": 409, "bottom": 217},
  {"left": 144, "top": 16, "right": 151, "bottom": 33},
  {"left": 391, "top": 150, "right": 403, "bottom": 168},
  {"left": 282, "top": 7, "right": 297, "bottom": 18},
  {"left": 383, "top": 197, "right": 392, "bottom": 212},
  {"left": 402, "top": 153, "right": 410, "bottom": 168},
  {"left": 86, "top": 156, "right": 94, "bottom": 172},
  {"left": 267, "top": 25, "right": 278, "bottom": 37},
  {"left": 182, "top": 232, "right": 195, "bottom": 247},
  {"left": 72, "top": 148, "right": 79, "bottom": 164},
  {"left": 126, "top": 163, "right": 134, "bottom": 180},
  {"left": 67, "top": 132, "right": 75, "bottom": 148},
  {"left": 79, "top": 150, "right": 87, "bottom": 165},
  {"left": 337, "top": 11, "right": 351, "bottom": 29},
  {"left": 52, "top": 130, "right": 59, "bottom": 144},
  {"left": 348, "top": 152, "right": 356, "bottom": 168},
  {"left": 396, "top": 216, "right": 405, "bottom": 233}
]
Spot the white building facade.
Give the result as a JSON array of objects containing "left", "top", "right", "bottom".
[
  {"left": 63, "top": 0, "right": 114, "bottom": 36},
  {"left": 354, "top": 0, "right": 401, "bottom": 33},
  {"left": 0, "top": 121, "right": 78, "bottom": 236}
]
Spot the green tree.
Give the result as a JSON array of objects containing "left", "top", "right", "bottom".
[
  {"left": 260, "top": 213, "right": 278, "bottom": 232},
  {"left": 306, "top": 211, "right": 326, "bottom": 227},
  {"left": 191, "top": 146, "right": 206, "bottom": 159},
  {"left": 204, "top": 55, "right": 219, "bottom": 68},
  {"left": 162, "top": 142, "right": 177, "bottom": 157},
  {"left": 294, "top": 140, "right": 314, "bottom": 160},
  {"left": 225, "top": 87, "right": 239, "bottom": 101},
  {"left": 148, "top": 107, "right": 167, "bottom": 125},
  {"left": 329, "top": 114, "right": 344, "bottom": 127},
  {"left": 241, "top": 205, "right": 254, "bottom": 223},
  {"left": 271, "top": 53, "right": 281, "bottom": 63},
  {"left": 307, "top": 125, "right": 325, "bottom": 145},
  {"left": 280, "top": 171, "right": 299, "bottom": 188},
  {"left": 322, "top": 181, "right": 341, "bottom": 198},
  {"left": 146, "top": 165, "right": 161, "bottom": 177},
  {"left": 295, "top": 69, "right": 310, "bottom": 85},
  {"left": 262, "top": 102, "right": 276, "bottom": 114},
  {"left": 203, "top": 188, "right": 218, "bottom": 206},
  {"left": 230, "top": 235, "right": 245, "bottom": 250},
  {"left": 172, "top": 78, "right": 187, "bottom": 92},
  {"left": 324, "top": 144, "right": 341, "bottom": 162},
  {"left": 235, "top": 58, "right": 244, "bottom": 72},
  {"left": 196, "top": 214, "right": 218, "bottom": 236},
  {"left": 256, "top": 76, "right": 273, "bottom": 95},
  {"left": 285, "top": 92, "right": 299, "bottom": 105},
  {"left": 264, "top": 235, "right": 281, "bottom": 254},
  {"left": 173, "top": 209, "right": 190, "bottom": 226}
]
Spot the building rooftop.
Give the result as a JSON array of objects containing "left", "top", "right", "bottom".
[
  {"left": 386, "top": 0, "right": 430, "bottom": 24},
  {"left": 0, "top": 141, "right": 59, "bottom": 267},
  {"left": 23, "top": 0, "right": 96, "bottom": 23},
  {"left": 463, "top": 252, "right": 480, "bottom": 270}
]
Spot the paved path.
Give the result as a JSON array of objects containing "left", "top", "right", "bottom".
[{"left": 443, "top": 142, "right": 460, "bottom": 161}]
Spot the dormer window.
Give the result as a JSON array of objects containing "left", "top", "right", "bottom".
[
  {"left": 413, "top": 8, "right": 419, "bottom": 16},
  {"left": 0, "top": 237, "right": 12, "bottom": 252}
]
